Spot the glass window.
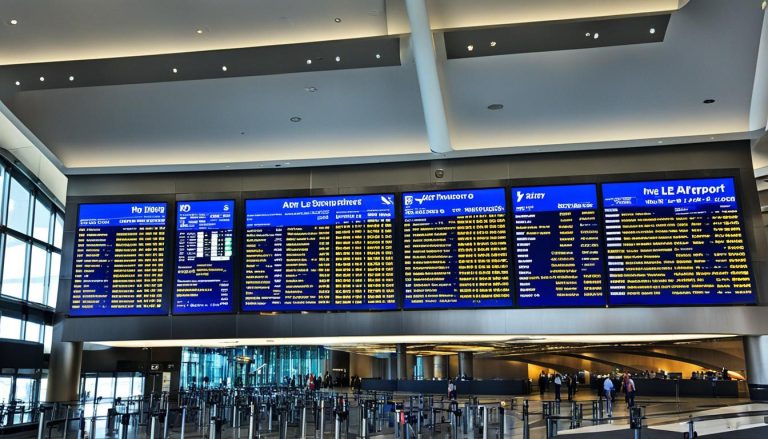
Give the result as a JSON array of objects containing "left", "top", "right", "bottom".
[
  {"left": 96, "top": 375, "right": 115, "bottom": 400},
  {"left": 0, "top": 376, "right": 11, "bottom": 404},
  {"left": 53, "top": 214, "right": 63, "bottom": 249},
  {"left": 115, "top": 376, "right": 133, "bottom": 399},
  {"left": 43, "top": 325, "right": 52, "bottom": 354},
  {"left": 7, "top": 178, "right": 31, "bottom": 233},
  {"left": 28, "top": 245, "right": 47, "bottom": 304},
  {"left": 82, "top": 375, "right": 97, "bottom": 401},
  {"left": 24, "top": 321, "right": 41, "bottom": 343},
  {"left": 14, "top": 377, "right": 36, "bottom": 403},
  {"left": 0, "top": 316, "right": 22, "bottom": 340},
  {"left": 32, "top": 199, "right": 51, "bottom": 242},
  {"left": 132, "top": 375, "right": 144, "bottom": 397},
  {"left": 47, "top": 252, "right": 60, "bottom": 309},
  {"left": 2, "top": 235, "right": 27, "bottom": 299},
  {"left": 39, "top": 377, "right": 48, "bottom": 403}
]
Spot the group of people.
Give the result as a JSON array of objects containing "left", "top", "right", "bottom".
[
  {"left": 284, "top": 371, "right": 349, "bottom": 391},
  {"left": 538, "top": 371, "right": 580, "bottom": 402},
  {"left": 601, "top": 373, "right": 636, "bottom": 417}
]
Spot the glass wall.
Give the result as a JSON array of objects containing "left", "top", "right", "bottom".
[
  {"left": 0, "top": 155, "right": 64, "bottom": 408},
  {"left": 180, "top": 346, "right": 329, "bottom": 390},
  {"left": 79, "top": 373, "right": 145, "bottom": 402}
]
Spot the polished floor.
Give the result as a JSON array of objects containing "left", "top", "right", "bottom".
[{"left": 4, "top": 390, "right": 767, "bottom": 439}]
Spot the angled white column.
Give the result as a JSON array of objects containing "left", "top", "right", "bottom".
[{"left": 405, "top": 0, "right": 453, "bottom": 154}]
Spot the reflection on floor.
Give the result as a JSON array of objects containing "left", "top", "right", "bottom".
[{"left": 3, "top": 391, "right": 767, "bottom": 439}]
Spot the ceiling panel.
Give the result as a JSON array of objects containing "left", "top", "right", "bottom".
[{"left": 8, "top": 64, "right": 429, "bottom": 169}]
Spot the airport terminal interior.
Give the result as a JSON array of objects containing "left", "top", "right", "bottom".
[{"left": 5, "top": 0, "right": 768, "bottom": 438}]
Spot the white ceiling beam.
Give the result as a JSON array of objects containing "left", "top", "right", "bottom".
[{"left": 405, "top": 0, "right": 452, "bottom": 154}]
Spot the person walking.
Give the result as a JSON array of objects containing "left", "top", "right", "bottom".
[
  {"left": 603, "top": 376, "right": 615, "bottom": 417},
  {"left": 538, "top": 371, "right": 547, "bottom": 397},
  {"left": 554, "top": 374, "right": 562, "bottom": 402},
  {"left": 624, "top": 375, "right": 636, "bottom": 408}
]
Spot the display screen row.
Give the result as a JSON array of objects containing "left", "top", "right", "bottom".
[{"left": 69, "top": 177, "right": 756, "bottom": 316}]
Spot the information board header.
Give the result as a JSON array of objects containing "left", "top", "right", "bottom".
[
  {"left": 402, "top": 188, "right": 506, "bottom": 219},
  {"left": 245, "top": 194, "right": 394, "bottom": 227},
  {"left": 78, "top": 203, "right": 167, "bottom": 227},
  {"left": 177, "top": 200, "right": 234, "bottom": 231},
  {"left": 603, "top": 178, "right": 737, "bottom": 209},
  {"left": 512, "top": 184, "right": 597, "bottom": 213}
]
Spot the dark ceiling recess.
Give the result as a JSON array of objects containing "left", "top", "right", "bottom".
[
  {"left": 444, "top": 13, "right": 671, "bottom": 59},
  {"left": 1, "top": 36, "right": 401, "bottom": 91}
]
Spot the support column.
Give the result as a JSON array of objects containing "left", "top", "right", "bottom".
[
  {"left": 396, "top": 344, "right": 408, "bottom": 380},
  {"left": 422, "top": 356, "right": 434, "bottom": 380},
  {"left": 744, "top": 336, "right": 768, "bottom": 400},
  {"left": 47, "top": 324, "right": 83, "bottom": 402},
  {"left": 458, "top": 352, "right": 474, "bottom": 379},
  {"left": 434, "top": 355, "right": 449, "bottom": 379},
  {"left": 387, "top": 354, "right": 397, "bottom": 380}
]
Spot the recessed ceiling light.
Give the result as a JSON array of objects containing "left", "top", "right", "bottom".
[
  {"left": 763, "top": 1, "right": 767, "bottom": 10},
  {"left": 334, "top": 17, "right": 342, "bottom": 23},
  {"left": 68, "top": 76, "right": 74, "bottom": 81},
  {"left": 305, "top": 86, "right": 318, "bottom": 92},
  {"left": 306, "top": 59, "right": 312, "bottom": 65},
  {"left": 172, "top": 68, "right": 178, "bottom": 73},
  {"left": 375, "top": 53, "right": 381, "bottom": 59},
  {"left": 14, "top": 81, "right": 20, "bottom": 86},
  {"left": 585, "top": 32, "right": 591, "bottom": 37},
  {"left": 593, "top": 32, "right": 600, "bottom": 39},
  {"left": 290, "top": 116, "right": 302, "bottom": 122},
  {"left": 222, "top": 65, "right": 228, "bottom": 72},
  {"left": 703, "top": 98, "right": 716, "bottom": 104},
  {"left": 39, "top": 76, "right": 44, "bottom": 82},
  {"left": 196, "top": 29, "right": 204, "bottom": 34},
  {"left": 657, "top": 140, "right": 664, "bottom": 144},
  {"left": 490, "top": 41, "right": 497, "bottom": 47},
  {"left": 9, "top": 19, "right": 18, "bottom": 25},
  {"left": 487, "top": 104, "right": 504, "bottom": 110},
  {"left": 467, "top": 44, "right": 474, "bottom": 51},
  {"left": 335, "top": 56, "right": 341, "bottom": 62},
  {"left": 649, "top": 27, "right": 656, "bottom": 34}
]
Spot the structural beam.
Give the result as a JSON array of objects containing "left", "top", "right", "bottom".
[{"left": 405, "top": 0, "right": 453, "bottom": 154}]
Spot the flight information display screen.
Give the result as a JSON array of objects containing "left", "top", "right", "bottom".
[
  {"left": 603, "top": 178, "right": 755, "bottom": 305},
  {"left": 243, "top": 194, "right": 396, "bottom": 311},
  {"left": 174, "top": 200, "right": 234, "bottom": 314},
  {"left": 512, "top": 185, "right": 605, "bottom": 307},
  {"left": 70, "top": 203, "right": 167, "bottom": 316},
  {"left": 402, "top": 188, "right": 512, "bottom": 309}
]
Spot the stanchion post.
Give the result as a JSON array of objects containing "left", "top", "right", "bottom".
[{"left": 180, "top": 407, "right": 187, "bottom": 439}]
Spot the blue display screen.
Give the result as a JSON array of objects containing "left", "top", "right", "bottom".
[
  {"left": 402, "top": 188, "right": 512, "bottom": 309},
  {"left": 70, "top": 203, "right": 167, "bottom": 316},
  {"left": 512, "top": 185, "right": 605, "bottom": 307},
  {"left": 602, "top": 178, "right": 754, "bottom": 305},
  {"left": 243, "top": 194, "right": 396, "bottom": 311},
  {"left": 173, "top": 200, "right": 234, "bottom": 314}
]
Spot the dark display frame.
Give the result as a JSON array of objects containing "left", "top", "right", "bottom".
[{"left": 65, "top": 168, "right": 758, "bottom": 317}]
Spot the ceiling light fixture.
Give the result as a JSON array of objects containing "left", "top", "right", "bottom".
[
  {"left": 69, "top": 76, "right": 74, "bottom": 81},
  {"left": 490, "top": 41, "right": 497, "bottom": 47},
  {"left": 14, "top": 81, "right": 20, "bottom": 86},
  {"left": 172, "top": 68, "right": 178, "bottom": 73},
  {"left": 335, "top": 56, "right": 341, "bottom": 62},
  {"left": 487, "top": 104, "right": 504, "bottom": 110},
  {"left": 196, "top": 29, "right": 204, "bottom": 34},
  {"left": 334, "top": 17, "right": 342, "bottom": 23},
  {"left": 222, "top": 65, "right": 228, "bottom": 72},
  {"left": 306, "top": 59, "right": 312, "bottom": 65},
  {"left": 585, "top": 32, "right": 591, "bottom": 37},
  {"left": 649, "top": 27, "right": 656, "bottom": 34},
  {"left": 9, "top": 19, "right": 18, "bottom": 25},
  {"left": 467, "top": 44, "right": 474, "bottom": 51},
  {"left": 375, "top": 53, "right": 381, "bottom": 59},
  {"left": 703, "top": 98, "right": 716, "bottom": 104},
  {"left": 593, "top": 32, "right": 600, "bottom": 39},
  {"left": 290, "top": 116, "right": 302, "bottom": 122},
  {"left": 39, "top": 76, "right": 44, "bottom": 82},
  {"left": 305, "top": 86, "right": 318, "bottom": 92},
  {"left": 763, "top": 1, "right": 767, "bottom": 10}
]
